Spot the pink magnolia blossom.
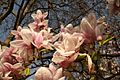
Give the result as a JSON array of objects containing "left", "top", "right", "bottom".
[
  {"left": 0, "top": 45, "right": 17, "bottom": 64},
  {"left": 0, "top": 62, "right": 22, "bottom": 73},
  {"left": 19, "top": 28, "right": 33, "bottom": 45},
  {"left": 0, "top": 62, "right": 23, "bottom": 80},
  {"left": 0, "top": 47, "right": 15, "bottom": 64},
  {"left": 10, "top": 28, "right": 34, "bottom": 62},
  {"left": 80, "top": 13, "right": 105, "bottom": 43},
  {"left": 16, "top": 27, "right": 43, "bottom": 49},
  {"left": 52, "top": 33, "right": 84, "bottom": 68},
  {"left": 29, "top": 20, "right": 48, "bottom": 32},
  {"left": 12, "top": 27, "right": 53, "bottom": 50},
  {"left": 54, "top": 33, "right": 84, "bottom": 56},
  {"left": 35, "top": 63, "right": 65, "bottom": 80},
  {"left": 32, "top": 31, "right": 43, "bottom": 49},
  {"left": 31, "top": 10, "right": 48, "bottom": 22},
  {"left": 29, "top": 10, "right": 48, "bottom": 31},
  {"left": 31, "top": 28, "right": 54, "bottom": 50},
  {"left": 10, "top": 40, "right": 33, "bottom": 63}
]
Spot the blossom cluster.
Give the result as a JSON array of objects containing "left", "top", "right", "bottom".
[{"left": 0, "top": 9, "right": 107, "bottom": 80}]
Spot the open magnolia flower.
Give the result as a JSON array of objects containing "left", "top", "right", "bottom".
[
  {"left": 29, "top": 10, "right": 48, "bottom": 31},
  {"left": 31, "top": 28, "right": 54, "bottom": 49},
  {"left": 54, "top": 33, "right": 84, "bottom": 56},
  {"left": 35, "top": 63, "right": 65, "bottom": 80},
  {"left": 0, "top": 62, "right": 23, "bottom": 73},
  {"left": 52, "top": 33, "right": 84, "bottom": 68},
  {"left": 80, "top": 13, "right": 106, "bottom": 43},
  {"left": 11, "top": 26, "right": 53, "bottom": 49},
  {"left": 31, "top": 10, "right": 48, "bottom": 22},
  {"left": 106, "top": 0, "right": 120, "bottom": 16}
]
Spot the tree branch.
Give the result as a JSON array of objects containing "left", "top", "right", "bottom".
[
  {"left": 100, "top": 53, "right": 120, "bottom": 57},
  {"left": 0, "top": 0, "right": 15, "bottom": 23}
]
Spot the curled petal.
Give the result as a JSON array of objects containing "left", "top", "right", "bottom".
[
  {"left": 87, "top": 54, "right": 93, "bottom": 73},
  {"left": 32, "top": 33, "right": 43, "bottom": 49},
  {"left": 37, "top": 10, "right": 42, "bottom": 15},
  {"left": 80, "top": 17, "right": 96, "bottom": 43},
  {"left": 52, "top": 52, "right": 66, "bottom": 64},
  {"left": 10, "top": 40, "right": 25, "bottom": 48},
  {"left": 43, "top": 12, "right": 48, "bottom": 19},
  {"left": 95, "top": 24, "right": 104, "bottom": 41},
  {"left": 80, "top": 18, "right": 95, "bottom": 36},
  {"left": 0, "top": 71, "right": 12, "bottom": 80},
  {"left": 20, "top": 29, "right": 33, "bottom": 45},
  {"left": 86, "top": 13, "right": 97, "bottom": 29}
]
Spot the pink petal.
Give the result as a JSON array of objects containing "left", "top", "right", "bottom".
[
  {"left": 34, "top": 33, "right": 43, "bottom": 49},
  {"left": 35, "top": 67, "right": 53, "bottom": 80},
  {"left": 68, "top": 52, "right": 79, "bottom": 62},
  {"left": 86, "top": 13, "right": 97, "bottom": 29},
  {"left": 80, "top": 17, "right": 96, "bottom": 43},
  {"left": 53, "top": 68, "right": 63, "bottom": 80},
  {"left": 49, "top": 63, "right": 57, "bottom": 75},
  {"left": 52, "top": 52, "right": 66, "bottom": 64},
  {"left": 87, "top": 54, "right": 93, "bottom": 73},
  {"left": 10, "top": 40, "right": 25, "bottom": 48},
  {"left": 20, "top": 29, "right": 33, "bottom": 45},
  {"left": 43, "top": 12, "right": 48, "bottom": 19}
]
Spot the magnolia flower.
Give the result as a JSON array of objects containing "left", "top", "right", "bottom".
[
  {"left": 0, "top": 47, "right": 15, "bottom": 63},
  {"left": 54, "top": 33, "right": 84, "bottom": 56},
  {"left": 29, "top": 10, "right": 48, "bottom": 31},
  {"left": 31, "top": 10, "right": 48, "bottom": 22},
  {"left": 16, "top": 27, "right": 43, "bottom": 49},
  {"left": 35, "top": 63, "right": 65, "bottom": 80},
  {"left": 10, "top": 40, "right": 33, "bottom": 63},
  {"left": 80, "top": 13, "right": 105, "bottom": 43},
  {"left": 0, "top": 62, "right": 23, "bottom": 80},
  {"left": 0, "top": 62, "right": 22, "bottom": 72},
  {"left": 31, "top": 28, "right": 54, "bottom": 50},
  {"left": 52, "top": 33, "right": 84, "bottom": 68},
  {"left": 106, "top": 0, "right": 120, "bottom": 16},
  {"left": 19, "top": 28, "right": 33, "bottom": 46},
  {"left": 32, "top": 32, "right": 43, "bottom": 49},
  {"left": 29, "top": 20, "right": 48, "bottom": 32}
]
